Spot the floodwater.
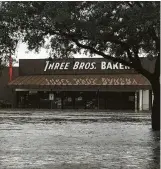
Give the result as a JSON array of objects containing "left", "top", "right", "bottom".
[{"left": 0, "top": 110, "right": 160, "bottom": 169}]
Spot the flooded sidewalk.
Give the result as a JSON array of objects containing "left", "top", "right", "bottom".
[{"left": 0, "top": 110, "right": 159, "bottom": 169}]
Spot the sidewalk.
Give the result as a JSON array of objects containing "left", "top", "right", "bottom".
[{"left": 0, "top": 108, "right": 151, "bottom": 114}]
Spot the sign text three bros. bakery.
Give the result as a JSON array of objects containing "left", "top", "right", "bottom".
[{"left": 44, "top": 60, "right": 130, "bottom": 71}]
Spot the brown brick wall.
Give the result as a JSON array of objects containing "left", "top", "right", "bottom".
[{"left": 0, "top": 67, "right": 19, "bottom": 103}]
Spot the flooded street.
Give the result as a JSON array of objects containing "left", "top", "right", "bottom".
[{"left": 0, "top": 110, "right": 160, "bottom": 169}]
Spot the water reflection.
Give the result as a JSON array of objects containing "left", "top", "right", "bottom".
[
  {"left": 0, "top": 111, "right": 160, "bottom": 169},
  {"left": 45, "top": 163, "right": 101, "bottom": 169},
  {"left": 148, "top": 131, "right": 160, "bottom": 169}
]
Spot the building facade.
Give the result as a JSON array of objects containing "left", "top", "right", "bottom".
[
  {"left": 0, "top": 67, "right": 18, "bottom": 106},
  {"left": 8, "top": 58, "right": 153, "bottom": 111}
]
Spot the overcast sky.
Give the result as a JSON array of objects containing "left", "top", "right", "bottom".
[{"left": 15, "top": 42, "right": 102, "bottom": 66}]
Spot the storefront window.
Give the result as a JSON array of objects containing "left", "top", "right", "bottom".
[{"left": 75, "top": 92, "right": 84, "bottom": 109}]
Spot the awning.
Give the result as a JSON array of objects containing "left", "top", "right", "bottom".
[{"left": 8, "top": 74, "right": 151, "bottom": 90}]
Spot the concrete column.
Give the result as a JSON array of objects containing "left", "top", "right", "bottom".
[
  {"left": 139, "top": 90, "right": 143, "bottom": 111},
  {"left": 149, "top": 90, "right": 152, "bottom": 110},
  {"left": 152, "top": 92, "right": 154, "bottom": 106},
  {"left": 142, "top": 90, "right": 149, "bottom": 110},
  {"left": 135, "top": 91, "right": 138, "bottom": 112}
]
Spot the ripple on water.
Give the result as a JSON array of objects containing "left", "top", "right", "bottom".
[{"left": 0, "top": 111, "right": 159, "bottom": 169}]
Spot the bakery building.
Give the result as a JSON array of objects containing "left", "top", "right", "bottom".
[{"left": 7, "top": 58, "right": 153, "bottom": 111}]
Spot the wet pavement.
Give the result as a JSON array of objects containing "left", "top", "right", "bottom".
[{"left": 0, "top": 110, "right": 160, "bottom": 169}]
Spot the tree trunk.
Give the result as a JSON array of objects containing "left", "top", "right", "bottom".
[{"left": 151, "top": 79, "right": 160, "bottom": 131}]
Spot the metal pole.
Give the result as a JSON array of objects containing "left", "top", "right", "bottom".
[
  {"left": 135, "top": 91, "right": 138, "bottom": 112},
  {"left": 51, "top": 100, "right": 52, "bottom": 109},
  {"left": 50, "top": 89, "right": 52, "bottom": 109}
]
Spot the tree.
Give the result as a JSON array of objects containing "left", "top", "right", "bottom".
[{"left": 0, "top": 1, "right": 160, "bottom": 130}]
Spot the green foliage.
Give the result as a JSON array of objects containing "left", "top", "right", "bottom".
[{"left": 0, "top": 1, "right": 160, "bottom": 78}]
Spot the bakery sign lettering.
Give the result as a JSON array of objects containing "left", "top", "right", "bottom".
[
  {"left": 45, "top": 77, "right": 138, "bottom": 86},
  {"left": 44, "top": 61, "right": 130, "bottom": 71}
]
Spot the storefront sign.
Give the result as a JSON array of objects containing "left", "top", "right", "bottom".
[
  {"left": 45, "top": 77, "right": 138, "bottom": 86},
  {"left": 44, "top": 60, "right": 130, "bottom": 71},
  {"left": 49, "top": 93, "right": 54, "bottom": 100}
]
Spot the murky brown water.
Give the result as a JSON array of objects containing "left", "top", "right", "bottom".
[{"left": 0, "top": 110, "right": 160, "bottom": 169}]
